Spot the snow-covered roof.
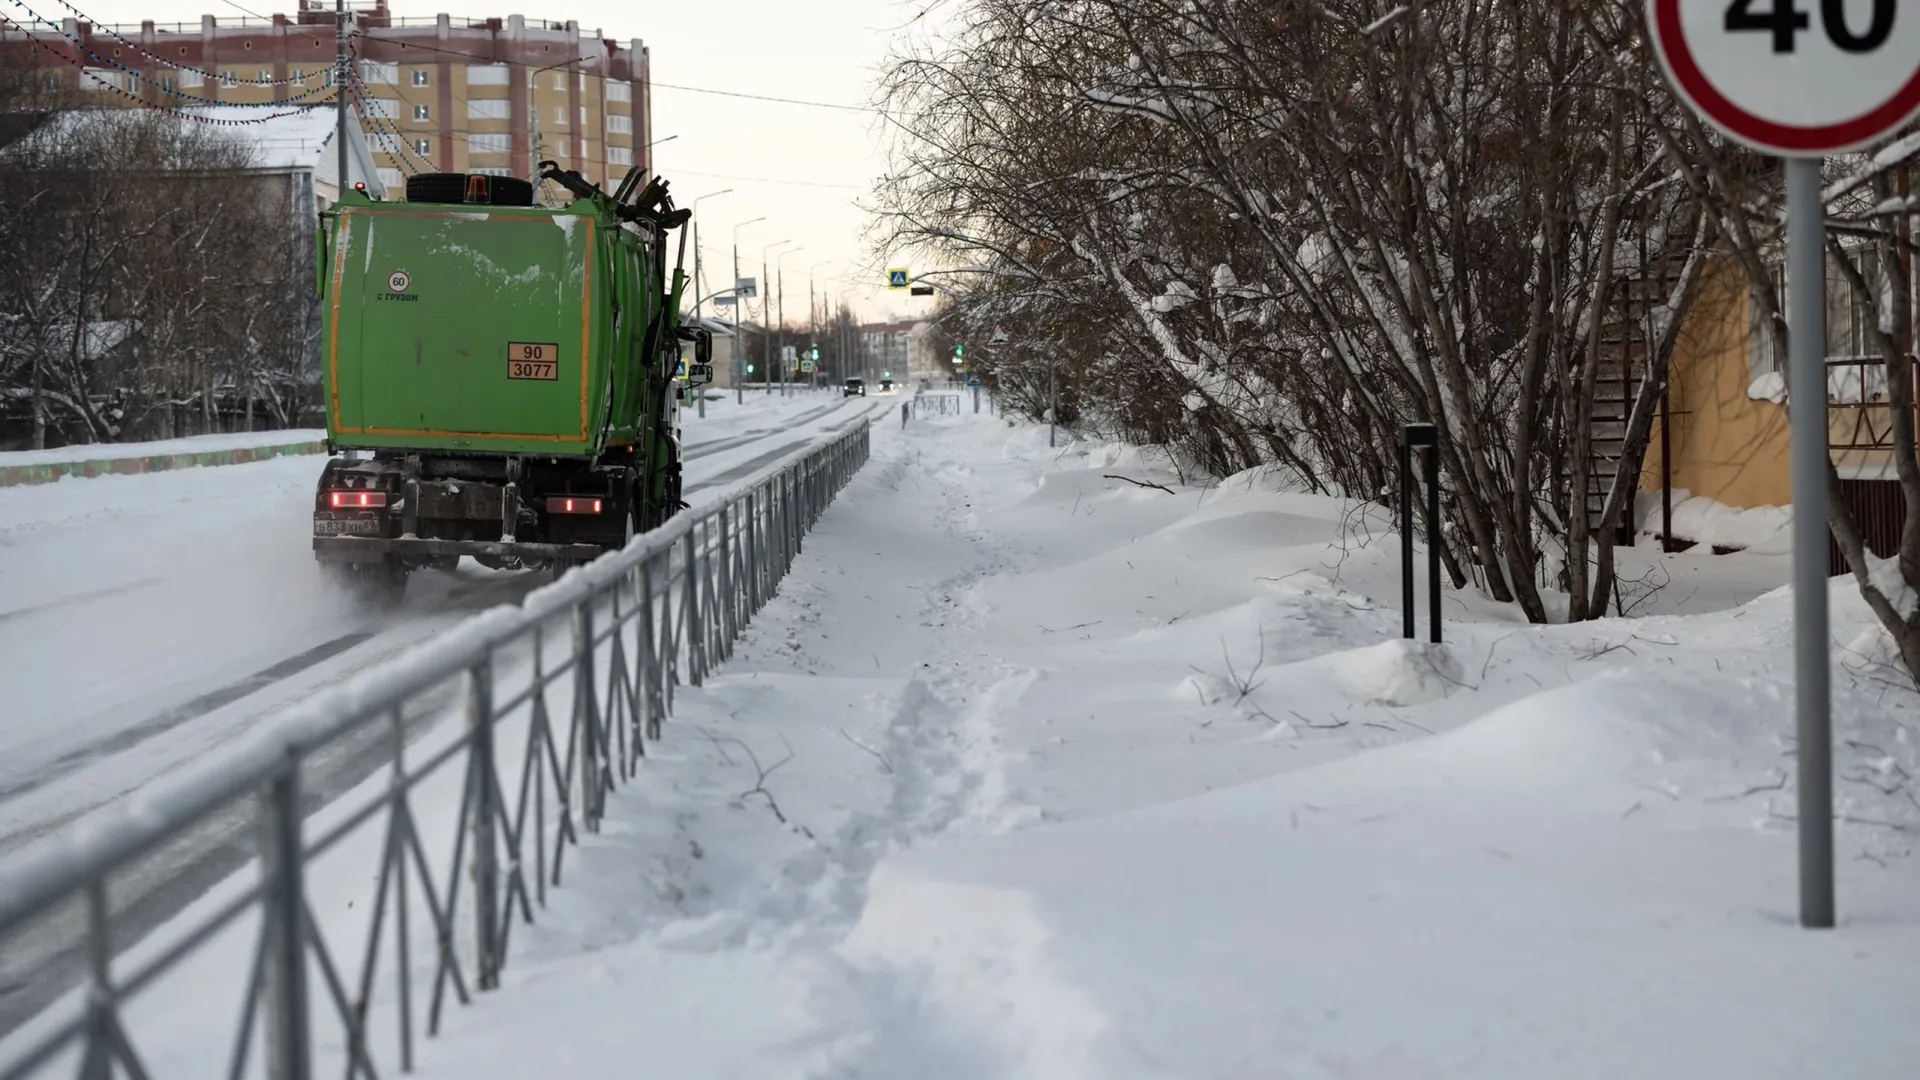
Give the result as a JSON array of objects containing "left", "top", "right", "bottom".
[
  {"left": 0, "top": 106, "right": 386, "bottom": 199},
  {"left": 680, "top": 314, "right": 737, "bottom": 336}
]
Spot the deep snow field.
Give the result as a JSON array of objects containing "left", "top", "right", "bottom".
[
  {"left": 8, "top": 395, "right": 1920, "bottom": 1077},
  {"left": 318, "top": 405, "right": 1914, "bottom": 1078}
]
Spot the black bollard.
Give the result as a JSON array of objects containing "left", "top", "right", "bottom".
[{"left": 1399, "top": 423, "right": 1442, "bottom": 644}]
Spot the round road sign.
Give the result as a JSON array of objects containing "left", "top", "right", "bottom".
[{"left": 1649, "top": 0, "right": 1920, "bottom": 155}]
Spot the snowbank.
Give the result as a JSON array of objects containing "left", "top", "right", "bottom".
[{"left": 1637, "top": 488, "right": 1792, "bottom": 552}]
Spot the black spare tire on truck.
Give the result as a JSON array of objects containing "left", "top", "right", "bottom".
[{"left": 404, "top": 172, "right": 536, "bottom": 207}]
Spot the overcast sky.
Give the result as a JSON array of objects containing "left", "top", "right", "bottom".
[{"left": 70, "top": 0, "right": 945, "bottom": 325}]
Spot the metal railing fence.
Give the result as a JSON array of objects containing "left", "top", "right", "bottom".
[
  {"left": 0, "top": 420, "right": 872, "bottom": 1080},
  {"left": 911, "top": 389, "right": 963, "bottom": 418}
]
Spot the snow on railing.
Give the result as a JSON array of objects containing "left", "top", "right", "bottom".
[{"left": 0, "top": 420, "right": 873, "bottom": 1080}]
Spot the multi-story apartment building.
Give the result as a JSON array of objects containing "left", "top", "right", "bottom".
[
  {"left": 5, "top": 0, "right": 651, "bottom": 197},
  {"left": 858, "top": 320, "right": 919, "bottom": 386}
]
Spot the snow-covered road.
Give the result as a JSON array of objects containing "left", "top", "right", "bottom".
[{"left": 0, "top": 389, "right": 876, "bottom": 1033}]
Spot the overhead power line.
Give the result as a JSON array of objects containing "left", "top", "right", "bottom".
[
  {"left": 649, "top": 81, "right": 877, "bottom": 114},
  {"left": 663, "top": 167, "right": 865, "bottom": 191}
]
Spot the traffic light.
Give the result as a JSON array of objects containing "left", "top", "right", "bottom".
[
  {"left": 746, "top": 363, "right": 756, "bottom": 374},
  {"left": 882, "top": 370, "right": 891, "bottom": 378},
  {"left": 953, "top": 343, "right": 964, "bottom": 358},
  {"left": 809, "top": 346, "right": 820, "bottom": 361}
]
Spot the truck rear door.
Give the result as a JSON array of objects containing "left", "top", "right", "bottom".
[{"left": 335, "top": 207, "right": 599, "bottom": 454}]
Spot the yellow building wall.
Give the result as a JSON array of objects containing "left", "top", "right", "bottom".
[{"left": 1643, "top": 259, "right": 1792, "bottom": 509}]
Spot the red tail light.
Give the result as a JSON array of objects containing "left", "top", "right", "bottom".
[
  {"left": 545, "top": 496, "right": 603, "bottom": 515},
  {"left": 328, "top": 490, "right": 389, "bottom": 509}
]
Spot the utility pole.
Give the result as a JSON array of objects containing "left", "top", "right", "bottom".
[
  {"left": 335, "top": 0, "right": 348, "bottom": 201},
  {"left": 761, "top": 239, "right": 792, "bottom": 396},
  {"left": 733, "top": 239, "right": 743, "bottom": 405}
]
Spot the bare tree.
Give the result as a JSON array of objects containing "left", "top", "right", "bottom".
[
  {"left": 874, "top": 0, "right": 1709, "bottom": 622},
  {"left": 0, "top": 104, "right": 307, "bottom": 446}
]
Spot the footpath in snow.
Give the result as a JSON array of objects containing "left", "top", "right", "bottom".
[{"left": 256, "top": 404, "right": 1920, "bottom": 1076}]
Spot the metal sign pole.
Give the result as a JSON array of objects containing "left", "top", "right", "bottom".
[{"left": 1787, "top": 156, "right": 1835, "bottom": 929}]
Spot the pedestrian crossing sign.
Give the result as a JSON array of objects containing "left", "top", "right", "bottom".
[
  {"left": 674, "top": 357, "right": 688, "bottom": 380},
  {"left": 887, "top": 267, "right": 910, "bottom": 290}
]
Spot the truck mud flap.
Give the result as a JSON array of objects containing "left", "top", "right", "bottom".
[{"left": 314, "top": 536, "right": 607, "bottom": 564}]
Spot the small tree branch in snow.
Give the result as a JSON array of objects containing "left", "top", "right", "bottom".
[
  {"left": 839, "top": 729, "right": 894, "bottom": 775},
  {"left": 1220, "top": 631, "right": 1267, "bottom": 702},
  {"left": 1285, "top": 708, "right": 1350, "bottom": 731},
  {"left": 1103, "top": 473, "right": 1176, "bottom": 494},
  {"left": 698, "top": 727, "right": 795, "bottom": 825}
]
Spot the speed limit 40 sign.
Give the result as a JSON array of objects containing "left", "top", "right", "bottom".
[{"left": 1650, "top": 0, "right": 1920, "bottom": 155}]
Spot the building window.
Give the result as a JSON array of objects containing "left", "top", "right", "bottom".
[
  {"left": 377, "top": 167, "right": 404, "bottom": 189},
  {"left": 472, "top": 166, "right": 512, "bottom": 176},
  {"left": 578, "top": 106, "right": 587, "bottom": 125},
  {"left": 256, "top": 69, "right": 271, "bottom": 84},
  {"left": 360, "top": 62, "right": 398, "bottom": 85},
  {"left": 605, "top": 114, "right": 632, "bottom": 135},
  {"left": 324, "top": 69, "right": 336, "bottom": 87},
  {"left": 365, "top": 132, "right": 386, "bottom": 152},
  {"left": 82, "top": 68, "right": 118, "bottom": 92},
  {"left": 1829, "top": 246, "right": 1884, "bottom": 360},
  {"left": 551, "top": 138, "right": 568, "bottom": 158},
  {"left": 413, "top": 138, "right": 431, "bottom": 157},
  {"left": 467, "top": 63, "right": 509, "bottom": 85},
  {"left": 413, "top": 104, "right": 430, "bottom": 121},
  {"left": 555, "top": 106, "right": 567, "bottom": 125},
  {"left": 577, "top": 71, "right": 586, "bottom": 90},
  {"left": 1749, "top": 263, "right": 1787, "bottom": 381},
  {"left": 606, "top": 82, "right": 630, "bottom": 103},
  {"left": 553, "top": 72, "right": 566, "bottom": 90},
  {"left": 159, "top": 75, "right": 176, "bottom": 92},
  {"left": 43, "top": 75, "right": 60, "bottom": 91},
  {"left": 607, "top": 146, "right": 632, "bottom": 167},
  {"left": 411, "top": 69, "right": 430, "bottom": 87},
  {"left": 362, "top": 97, "right": 397, "bottom": 119},
  {"left": 179, "top": 70, "right": 203, "bottom": 88},
  {"left": 468, "top": 99, "right": 510, "bottom": 120},
  {"left": 220, "top": 70, "right": 238, "bottom": 87},
  {"left": 469, "top": 132, "right": 510, "bottom": 155},
  {"left": 289, "top": 68, "right": 304, "bottom": 82}
]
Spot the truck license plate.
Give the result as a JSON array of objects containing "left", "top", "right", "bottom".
[
  {"left": 508, "top": 342, "right": 559, "bottom": 380},
  {"left": 315, "top": 516, "right": 380, "bottom": 536}
]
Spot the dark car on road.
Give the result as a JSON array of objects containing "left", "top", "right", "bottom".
[{"left": 844, "top": 377, "right": 866, "bottom": 397}]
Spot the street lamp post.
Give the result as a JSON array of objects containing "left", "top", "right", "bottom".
[
  {"left": 776, "top": 247, "right": 807, "bottom": 398},
  {"left": 761, "top": 239, "right": 794, "bottom": 396},
  {"left": 732, "top": 217, "right": 766, "bottom": 405},
  {"left": 689, "top": 189, "right": 734, "bottom": 318}
]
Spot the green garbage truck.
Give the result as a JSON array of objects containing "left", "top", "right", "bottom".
[{"left": 311, "top": 164, "right": 714, "bottom": 604}]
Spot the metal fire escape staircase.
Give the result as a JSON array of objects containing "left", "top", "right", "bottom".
[{"left": 1588, "top": 257, "right": 1686, "bottom": 546}]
